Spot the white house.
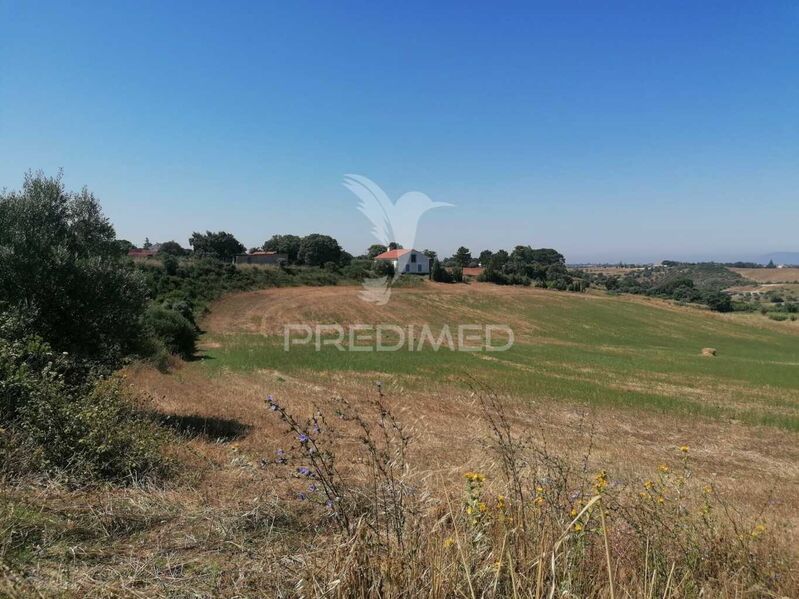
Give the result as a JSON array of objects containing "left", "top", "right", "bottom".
[{"left": 374, "top": 248, "right": 431, "bottom": 275}]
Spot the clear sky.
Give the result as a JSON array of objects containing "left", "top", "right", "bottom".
[{"left": 1, "top": 1, "right": 797, "bottom": 263}]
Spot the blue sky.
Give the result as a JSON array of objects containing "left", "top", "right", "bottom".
[{"left": 1, "top": 1, "right": 797, "bottom": 263}]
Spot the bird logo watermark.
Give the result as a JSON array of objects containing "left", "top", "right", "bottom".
[{"left": 343, "top": 174, "right": 453, "bottom": 305}]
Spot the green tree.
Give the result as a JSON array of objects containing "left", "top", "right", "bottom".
[
  {"left": 189, "top": 231, "right": 245, "bottom": 260},
  {"left": 422, "top": 249, "right": 438, "bottom": 261},
  {"left": 157, "top": 240, "right": 188, "bottom": 256},
  {"left": 704, "top": 291, "right": 733, "bottom": 313},
  {"left": 431, "top": 259, "right": 452, "bottom": 283},
  {"left": 766, "top": 259, "right": 777, "bottom": 269},
  {"left": 263, "top": 234, "right": 302, "bottom": 263},
  {"left": 453, "top": 246, "right": 472, "bottom": 267},
  {"left": 479, "top": 250, "right": 493, "bottom": 266},
  {"left": 367, "top": 244, "right": 388, "bottom": 259},
  {"left": 0, "top": 172, "right": 148, "bottom": 365},
  {"left": 297, "top": 234, "right": 343, "bottom": 267}
]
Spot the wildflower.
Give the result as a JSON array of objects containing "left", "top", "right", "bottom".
[
  {"left": 478, "top": 502, "right": 487, "bottom": 513},
  {"left": 751, "top": 524, "right": 766, "bottom": 538},
  {"left": 534, "top": 496, "right": 545, "bottom": 507},
  {"left": 657, "top": 496, "right": 665, "bottom": 505},
  {"left": 574, "top": 523, "right": 583, "bottom": 532},
  {"left": 644, "top": 480, "right": 655, "bottom": 490},
  {"left": 308, "top": 484, "right": 317, "bottom": 492},
  {"left": 298, "top": 433, "right": 309, "bottom": 443},
  {"left": 297, "top": 466, "right": 311, "bottom": 477},
  {"left": 495, "top": 495, "right": 506, "bottom": 510},
  {"left": 313, "top": 422, "right": 321, "bottom": 434},
  {"left": 325, "top": 499, "right": 334, "bottom": 509},
  {"left": 466, "top": 506, "right": 474, "bottom": 515},
  {"left": 679, "top": 445, "right": 690, "bottom": 453},
  {"left": 297, "top": 492, "right": 306, "bottom": 501},
  {"left": 464, "top": 472, "right": 485, "bottom": 483},
  {"left": 658, "top": 464, "right": 670, "bottom": 474},
  {"left": 594, "top": 470, "right": 608, "bottom": 493},
  {"left": 443, "top": 537, "right": 455, "bottom": 549},
  {"left": 703, "top": 485, "right": 713, "bottom": 495}
]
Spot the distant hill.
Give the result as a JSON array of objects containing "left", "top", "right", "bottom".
[{"left": 759, "top": 252, "right": 799, "bottom": 266}]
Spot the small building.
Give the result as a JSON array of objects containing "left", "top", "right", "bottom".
[
  {"left": 461, "top": 267, "right": 484, "bottom": 279},
  {"left": 128, "top": 248, "right": 158, "bottom": 259},
  {"left": 374, "top": 248, "right": 431, "bottom": 275},
  {"left": 234, "top": 251, "right": 288, "bottom": 265}
]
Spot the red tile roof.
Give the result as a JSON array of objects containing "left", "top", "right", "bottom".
[
  {"left": 374, "top": 248, "right": 412, "bottom": 260},
  {"left": 128, "top": 248, "right": 157, "bottom": 257}
]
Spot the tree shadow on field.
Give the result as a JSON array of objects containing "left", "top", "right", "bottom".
[{"left": 155, "top": 412, "right": 250, "bottom": 442}]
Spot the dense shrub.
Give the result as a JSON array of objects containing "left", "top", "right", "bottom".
[
  {"left": 0, "top": 172, "right": 148, "bottom": 367},
  {"left": 142, "top": 305, "right": 198, "bottom": 358},
  {"left": 0, "top": 332, "right": 167, "bottom": 481},
  {"left": 704, "top": 291, "right": 733, "bottom": 313}
]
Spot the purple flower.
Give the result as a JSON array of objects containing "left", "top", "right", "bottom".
[
  {"left": 325, "top": 499, "right": 334, "bottom": 509},
  {"left": 313, "top": 422, "right": 320, "bottom": 434},
  {"left": 297, "top": 466, "right": 311, "bottom": 477},
  {"left": 297, "top": 492, "right": 306, "bottom": 501},
  {"left": 309, "top": 484, "right": 317, "bottom": 492},
  {"left": 298, "top": 433, "right": 309, "bottom": 443}
]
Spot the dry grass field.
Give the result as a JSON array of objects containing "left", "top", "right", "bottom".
[
  {"left": 730, "top": 267, "right": 799, "bottom": 283},
  {"left": 4, "top": 283, "right": 798, "bottom": 596}
]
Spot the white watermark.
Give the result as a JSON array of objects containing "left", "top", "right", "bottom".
[
  {"left": 283, "top": 324, "right": 514, "bottom": 352},
  {"left": 344, "top": 174, "right": 452, "bottom": 305}
]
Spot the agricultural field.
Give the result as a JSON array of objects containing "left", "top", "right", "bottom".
[
  {"left": 730, "top": 267, "right": 799, "bottom": 283},
  {"left": 106, "top": 283, "right": 799, "bottom": 594},
  {"left": 6, "top": 282, "right": 798, "bottom": 596}
]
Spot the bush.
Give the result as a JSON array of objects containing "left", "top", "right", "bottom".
[
  {"left": 767, "top": 312, "right": 789, "bottom": 322},
  {"left": 143, "top": 305, "right": 198, "bottom": 358},
  {"left": 704, "top": 291, "right": 733, "bottom": 313},
  {"left": 373, "top": 260, "right": 395, "bottom": 278},
  {"left": 431, "top": 259, "right": 453, "bottom": 283},
  {"left": 0, "top": 334, "right": 167, "bottom": 481}
]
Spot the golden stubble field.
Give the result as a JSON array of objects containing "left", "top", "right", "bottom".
[{"left": 129, "top": 284, "right": 799, "bottom": 528}]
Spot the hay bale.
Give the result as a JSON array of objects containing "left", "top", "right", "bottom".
[{"left": 701, "top": 347, "right": 717, "bottom": 357}]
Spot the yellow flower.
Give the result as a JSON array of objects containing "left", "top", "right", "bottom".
[
  {"left": 478, "top": 502, "right": 488, "bottom": 513},
  {"left": 464, "top": 472, "right": 485, "bottom": 483},
  {"left": 594, "top": 470, "right": 608, "bottom": 493},
  {"left": 534, "top": 496, "right": 545, "bottom": 507},
  {"left": 751, "top": 524, "right": 766, "bottom": 538},
  {"left": 466, "top": 506, "right": 474, "bottom": 515},
  {"left": 657, "top": 496, "right": 665, "bottom": 504},
  {"left": 574, "top": 523, "right": 583, "bottom": 532},
  {"left": 703, "top": 485, "right": 713, "bottom": 495},
  {"left": 658, "top": 464, "right": 670, "bottom": 474},
  {"left": 679, "top": 445, "right": 690, "bottom": 453},
  {"left": 443, "top": 537, "right": 455, "bottom": 548},
  {"left": 644, "top": 480, "right": 655, "bottom": 490}
]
